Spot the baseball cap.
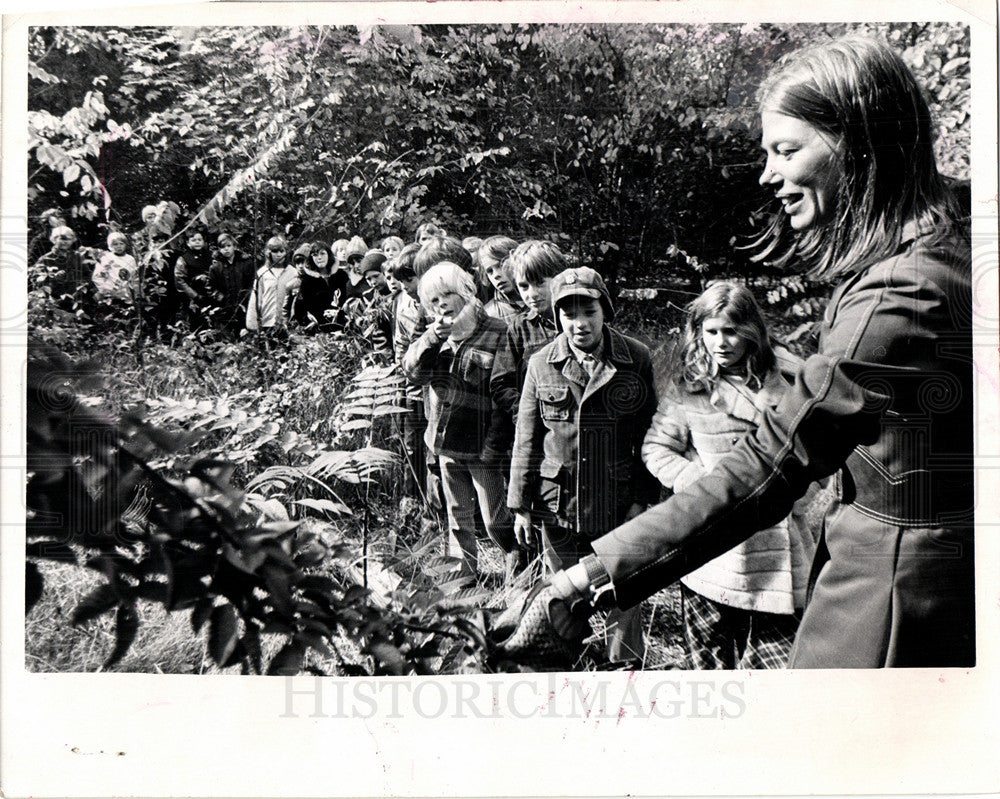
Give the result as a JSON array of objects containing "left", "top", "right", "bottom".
[{"left": 550, "top": 266, "right": 615, "bottom": 326}]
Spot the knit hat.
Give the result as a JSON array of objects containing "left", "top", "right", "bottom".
[
  {"left": 346, "top": 235, "right": 368, "bottom": 261},
  {"left": 550, "top": 266, "right": 615, "bottom": 330},
  {"left": 292, "top": 243, "right": 312, "bottom": 263},
  {"left": 359, "top": 249, "right": 387, "bottom": 275}
]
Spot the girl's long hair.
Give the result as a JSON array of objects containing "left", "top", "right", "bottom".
[
  {"left": 753, "top": 36, "right": 965, "bottom": 280},
  {"left": 680, "top": 282, "right": 775, "bottom": 393}
]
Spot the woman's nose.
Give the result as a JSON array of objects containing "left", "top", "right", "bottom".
[{"left": 759, "top": 158, "right": 779, "bottom": 186}]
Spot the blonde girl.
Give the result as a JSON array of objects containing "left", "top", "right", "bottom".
[{"left": 642, "top": 281, "right": 815, "bottom": 669}]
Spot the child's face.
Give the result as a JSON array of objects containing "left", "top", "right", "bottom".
[
  {"left": 266, "top": 241, "right": 287, "bottom": 264},
  {"left": 51, "top": 231, "right": 75, "bottom": 252},
  {"left": 516, "top": 275, "right": 553, "bottom": 318},
  {"left": 219, "top": 241, "right": 236, "bottom": 260},
  {"left": 483, "top": 259, "right": 514, "bottom": 297},
  {"left": 312, "top": 249, "right": 329, "bottom": 269},
  {"left": 418, "top": 229, "right": 439, "bottom": 246},
  {"left": 425, "top": 287, "right": 466, "bottom": 322},
  {"left": 383, "top": 240, "right": 403, "bottom": 259},
  {"left": 701, "top": 315, "right": 748, "bottom": 371},
  {"left": 558, "top": 297, "right": 604, "bottom": 352},
  {"left": 364, "top": 270, "right": 386, "bottom": 290},
  {"left": 402, "top": 277, "right": 419, "bottom": 300},
  {"left": 188, "top": 233, "right": 205, "bottom": 251},
  {"left": 333, "top": 244, "right": 348, "bottom": 264},
  {"left": 384, "top": 272, "right": 402, "bottom": 295},
  {"left": 142, "top": 210, "right": 158, "bottom": 226},
  {"left": 110, "top": 238, "right": 127, "bottom": 255}
]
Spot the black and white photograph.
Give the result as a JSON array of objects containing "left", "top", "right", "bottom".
[{"left": 2, "top": 1, "right": 997, "bottom": 797}]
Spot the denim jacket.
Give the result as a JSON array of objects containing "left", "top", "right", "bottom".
[{"left": 593, "top": 224, "right": 974, "bottom": 617}]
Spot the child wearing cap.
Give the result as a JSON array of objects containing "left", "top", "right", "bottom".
[
  {"left": 403, "top": 261, "right": 520, "bottom": 579},
  {"left": 508, "top": 265, "right": 659, "bottom": 661},
  {"left": 343, "top": 235, "right": 370, "bottom": 301},
  {"left": 360, "top": 250, "right": 390, "bottom": 297}
]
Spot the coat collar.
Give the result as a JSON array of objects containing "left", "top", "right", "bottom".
[
  {"left": 709, "top": 368, "right": 788, "bottom": 423},
  {"left": 546, "top": 326, "right": 633, "bottom": 366}
]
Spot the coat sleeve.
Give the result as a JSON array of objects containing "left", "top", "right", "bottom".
[
  {"left": 488, "top": 327, "right": 522, "bottom": 451},
  {"left": 245, "top": 275, "right": 259, "bottom": 331},
  {"left": 490, "top": 327, "right": 523, "bottom": 417},
  {"left": 641, "top": 400, "right": 704, "bottom": 492},
  {"left": 401, "top": 327, "right": 443, "bottom": 384},
  {"left": 630, "top": 349, "right": 665, "bottom": 507},
  {"left": 592, "top": 347, "right": 885, "bottom": 609},
  {"left": 280, "top": 274, "right": 301, "bottom": 323},
  {"left": 507, "top": 357, "right": 545, "bottom": 512},
  {"left": 174, "top": 257, "right": 192, "bottom": 299}
]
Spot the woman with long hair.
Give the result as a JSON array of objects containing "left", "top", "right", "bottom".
[{"left": 502, "top": 36, "right": 974, "bottom": 669}]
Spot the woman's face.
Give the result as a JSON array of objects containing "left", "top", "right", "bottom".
[
  {"left": 759, "top": 110, "right": 842, "bottom": 232},
  {"left": 51, "top": 231, "right": 75, "bottom": 253}
]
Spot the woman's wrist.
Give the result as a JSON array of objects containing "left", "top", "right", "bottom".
[{"left": 553, "top": 555, "right": 614, "bottom": 609}]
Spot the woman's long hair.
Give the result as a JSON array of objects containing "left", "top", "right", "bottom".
[
  {"left": 753, "top": 36, "right": 965, "bottom": 280},
  {"left": 679, "top": 282, "right": 776, "bottom": 393}
]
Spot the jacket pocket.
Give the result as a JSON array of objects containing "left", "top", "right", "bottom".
[
  {"left": 461, "top": 348, "right": 494, "bottom": 386},
  {"left": 538, "top": 384, "right": 572, "bottom": 421}
]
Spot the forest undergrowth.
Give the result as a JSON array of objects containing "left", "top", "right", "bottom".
[{"left": 25, "top": 299, "right": 700, "bottom": 675}]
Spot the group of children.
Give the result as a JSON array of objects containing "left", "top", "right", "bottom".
[
  {"left": 388, "top": 230, "right": 819, "bottom": 669},
  {"left": 31, "top": 206, "right": 820, "bottom": 669},
  {"left": 29, "top": 204, "right": 410, "bottom": 341}
]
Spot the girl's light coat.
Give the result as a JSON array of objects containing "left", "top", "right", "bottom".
[{"left": 642, "top": 367, "right": 817, "bottom": 614}]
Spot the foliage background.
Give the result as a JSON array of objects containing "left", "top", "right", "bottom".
[{"left": 29, "top": 22, "right": 969, "bottom": 292}]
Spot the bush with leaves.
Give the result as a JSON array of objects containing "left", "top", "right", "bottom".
[{"left": 25, "top": 340, "right": 512, "bottom": 675}]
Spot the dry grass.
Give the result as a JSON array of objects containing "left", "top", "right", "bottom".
[{"left": 26, "top": 560, "right": 223, "bottom": 674}]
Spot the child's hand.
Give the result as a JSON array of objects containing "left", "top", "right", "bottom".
[
  {"left": 431, "top": 314, "right": 454, "bottom": 340},
  {"left": 514, "top": 511, "right": 536, "bottom": 549}
]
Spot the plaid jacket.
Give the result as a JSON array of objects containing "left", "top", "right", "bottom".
[{"left": 402, "top": 302, "right": 508, "bottom": 458}]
